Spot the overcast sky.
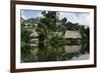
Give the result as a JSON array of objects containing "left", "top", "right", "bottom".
[
  {"left": 21, "top": 10, "right": 90, "bottom": 26},
  {"left": 59, "top": 12, "right": 90, "bottom": 26}
]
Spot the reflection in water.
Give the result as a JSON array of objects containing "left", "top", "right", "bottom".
[
  {"left": 64, "top": 45, "right": 81, "bottom": 53},
  {"left": 72, "top": 53, "right": 89, "bottom": 60},
  {"left": 21, "top": 39, "right": 89, "bottom": 62}
]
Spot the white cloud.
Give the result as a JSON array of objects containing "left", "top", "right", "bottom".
[
  {"left": 59, "top": 12, "right": 90, "bottom": 26},
  {"left": 35, "top": 12, "right": 43, "bottom": 18},
  {"left": 21, "top": 10, "right": 27, "bottom": 20}
]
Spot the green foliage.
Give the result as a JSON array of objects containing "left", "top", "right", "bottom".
[
  {"left": 21, "top": 18, "right": 33, "bottom": 62},
  {"left": 36, "top": 11, "right": 68, "bottom": 44},
  {"left": 26, "top": 17, "right": 40, "bottom": 28}
]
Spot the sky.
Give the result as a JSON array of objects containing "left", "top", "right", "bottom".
[
  {"left": 59, "top": 12, "right": 90, "bottom": 26},
  {"left": 21, "top": 10, "right": 42, "bottom": 19},
  {"left": 21, "top": 10, "right": 90, "bottom": 26}
]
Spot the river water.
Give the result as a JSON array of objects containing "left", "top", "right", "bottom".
[{"left": 21, "top": 41, "right": 89, "bottom": 62}]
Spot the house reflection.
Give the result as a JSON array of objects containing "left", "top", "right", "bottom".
[{"left": 64, "top": 45, "right": 81, "bottom": 53}]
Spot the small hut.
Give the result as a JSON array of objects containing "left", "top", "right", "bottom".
[
  {"left": 64, "top": 31, "right": 81, "bottom": 39},
  {"left": 64, "top": 31, "right": 82, "bottom": 45}
]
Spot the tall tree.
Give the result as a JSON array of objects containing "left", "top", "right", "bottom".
[{"left": 36, "top": 11, "right": 67, "bottom": 44}]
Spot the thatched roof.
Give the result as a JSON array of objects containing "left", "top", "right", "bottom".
[
  {"left": 64, "top": 31, "right": 81, "bottom": 38},
  {"left": 30, "top": 29, "right": 39, "bottom": 37}
]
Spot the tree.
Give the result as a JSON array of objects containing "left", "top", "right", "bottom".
[{"left": 36, "top": 11, "right": 67, "bottom": 44}]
